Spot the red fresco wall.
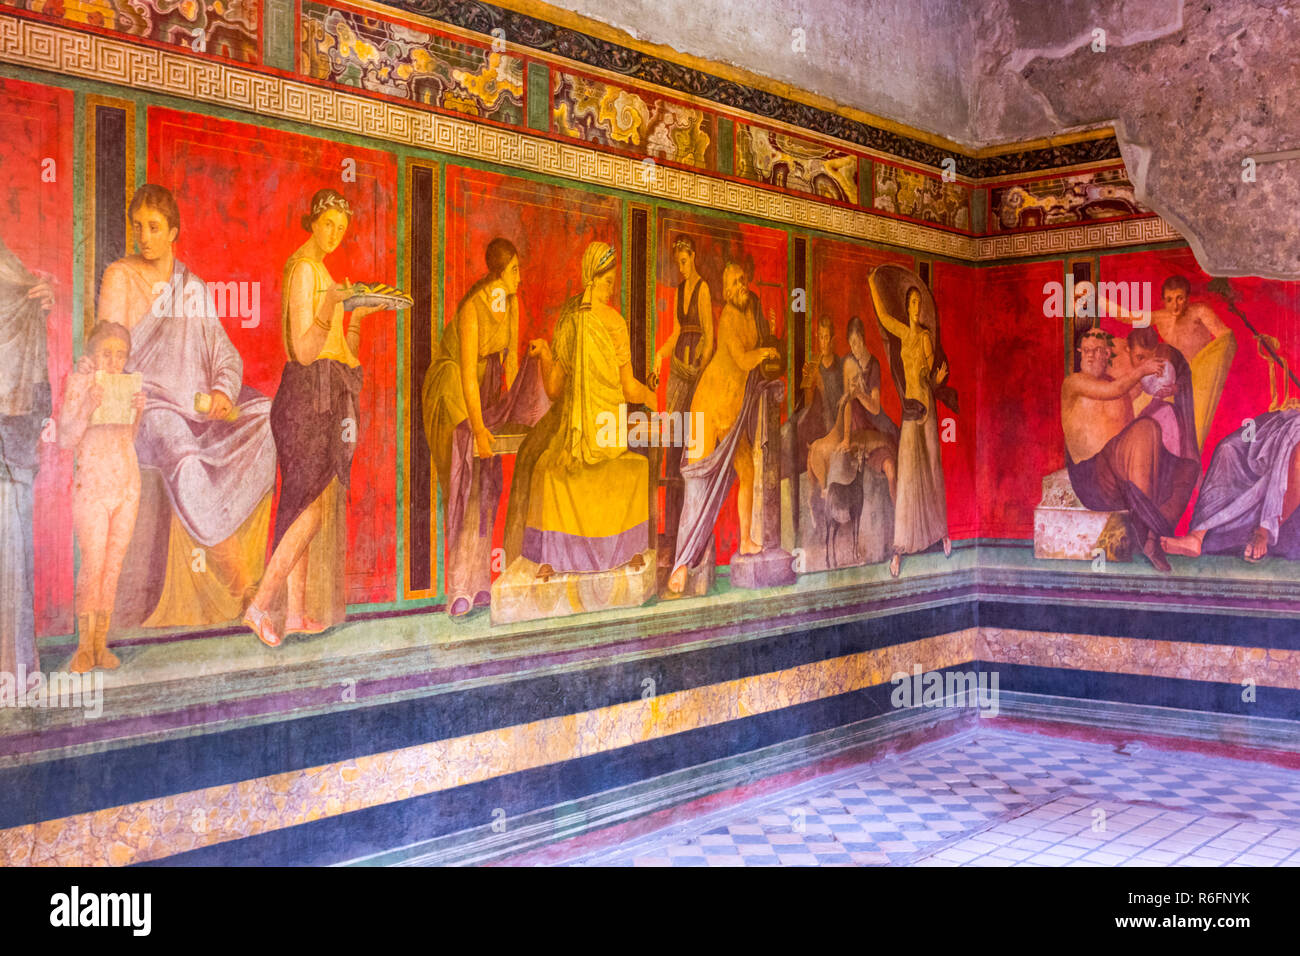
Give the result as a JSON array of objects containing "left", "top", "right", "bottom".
[
  {"left": 973, "top": 260, "right": 1067, "bottom": 539},
  {"left": 931, "top": 260, "right": 981, "bottom": 540},
  {"left": 148, "top": 108, "right": 399, "bottom": 604},
  {"left": 443, "top": 165, "right": 623, "bottom": 573},
  {"left": 8, "top": 78, "right": 75, "bottom": 637}
]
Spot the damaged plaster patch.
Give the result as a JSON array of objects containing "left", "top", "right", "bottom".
[{"left": 1014, "top": 0, "right": 1300, "bottom": 278}]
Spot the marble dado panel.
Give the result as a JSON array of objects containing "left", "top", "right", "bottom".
[
  {"left": 980, "top": 628, "right": 1300, "bottom": 690},
  {"left": 0, "top": 13, "right": 1178, "bottom": 262},
  {"left": 0, "top": 629, "right": 979, "bottom": 865}
]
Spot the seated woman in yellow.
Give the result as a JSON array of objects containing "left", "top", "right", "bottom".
[{"left": 516, "top": 241, "right": 657, "bottom": 577}]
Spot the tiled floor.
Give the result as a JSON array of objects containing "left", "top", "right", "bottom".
[{"left": 558, "top": 729, "right": 1300, "bottom": 866}]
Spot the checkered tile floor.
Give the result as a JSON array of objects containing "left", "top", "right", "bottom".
[{"left": 558, "top": 730, "right": 1300, "bottom": 867}]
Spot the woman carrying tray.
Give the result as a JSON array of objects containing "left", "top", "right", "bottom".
[{"left": 243, "top": 189, "right": 389, "bottom": 646}]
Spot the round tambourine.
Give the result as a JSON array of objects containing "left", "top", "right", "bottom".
[{"left": 343, "top": 282, "right": 413, "bottom": 311}]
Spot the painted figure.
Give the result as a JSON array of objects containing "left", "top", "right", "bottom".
[
  {"left": 869, "top": 266, "right": 957, "bottom": 577},
  {"left": 0, "top": 239, "right": 53, "bottom": 679},
  {"left": 1162, "top": 408, "right": 1300, "bottom": 563},
  {"left": 785, "top": 314, "right": 844, "bottom": 481},
  {"left": 808, "top": 316, "right": 898, "bottom": 513},
  {"left": 652, "top": 234, "right": 713, "bottom": 557},
  {"left": 96, "top": 184, "right": 276, "bottom": 627},
  {"left": 509, "top": 241, "right": 656, "bottom": 578},
  {"left": 1060, "top": 327, "right": 1199, "bottom": 572},
  {"left": 1105, "top": 275, "right": 1236, "bottom": 449},
  {"left": 58, "top": 322, "right": 146, "bottom": 671},
  {"left": 667, "top": 258, "right": 781, "bottom": 593},
  {"left": 422, "top": 237, "right": 547, "bottom": 616},
  {"left": 243, "top": 189, "right": 384, "bottom": 646}
]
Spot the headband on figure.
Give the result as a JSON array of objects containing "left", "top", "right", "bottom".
[
  {"left": 313, "top": 192, "right": 353, "bottom": 219},
  {"left": 581, "top": 242, "right": 616, "bottom": 287}
]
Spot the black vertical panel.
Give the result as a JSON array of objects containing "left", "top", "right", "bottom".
[
  {"left": 792, "top": 236, "right": 807, "bottom": 399},
  {"left": 629, "top": 207, "right": 649, "bottom": 382},
  {"left": 919, "top": 260, "right": 932, "bottom": 287},
  {"left": 93, "top": 107, "right": 128, "bottom": 304},
  {"left": 1070, "top": 260, "right": 1095, "bottom": 373},
  {"left": 408, "top": 166, "right": 435, "bottom": 592}
]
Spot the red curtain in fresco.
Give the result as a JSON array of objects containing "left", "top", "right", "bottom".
[
  {"left": 148, "top": 107, "right": 398, "bottom": 605},
  {"left": 6, "top": 78, "right": 76, "bottom": 638}
]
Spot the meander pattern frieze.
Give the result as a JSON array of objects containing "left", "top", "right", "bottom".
[{"left": 0, "top": 14, "right": 1180, "bottom": 262}]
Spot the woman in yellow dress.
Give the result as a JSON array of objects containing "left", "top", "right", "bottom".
[
  {"left": 243, "top": 189, "right": 383, "bottom": 646},
  {"left": 421, "top": 237, "right": 523, "bottom": 617},
  {"left": 512, "top": 241, "right": 658, "bottom": 577}
]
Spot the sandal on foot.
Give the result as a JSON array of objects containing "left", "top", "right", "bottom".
[{"left": 243, "top": 604, "right": 282, "bottom": 648}]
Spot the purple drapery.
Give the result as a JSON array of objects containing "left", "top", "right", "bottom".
[
  {"left": 671, "top": 369, "right": 783, "bottom": 572},
  {"left": 444, "top": 352, "right": 550, "bottom": 550}
]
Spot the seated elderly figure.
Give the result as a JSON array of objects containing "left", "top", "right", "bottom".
[{"left": 1060, "top": 327, "right": 1199, "bottom": 572}]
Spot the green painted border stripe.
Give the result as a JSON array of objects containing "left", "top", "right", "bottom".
[
  {"left": 435, "top": 162, "right": 446, "bottom": 603},
  {"left": 263, "top": 0, "right": 295, "bottom": 73},
  {"left": 716, "top": 117, "right": 733, "bottom": 176},
  {"left": 526, "top": 61, "right": 550, "bottom": 133}
]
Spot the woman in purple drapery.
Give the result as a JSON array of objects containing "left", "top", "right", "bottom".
[
  {"left": 243, "top": 190, "right": 386, "bottom": 647},
  {"left": 422, "top": 238, "right": 549, "bottom": 617}
]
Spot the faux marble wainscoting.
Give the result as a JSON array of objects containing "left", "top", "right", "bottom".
[
  {"left": 0, "top": 631, "right": 979, "bottom": 866},
  {"left": 981, "top": 628, "right": 1300, "bottom": 690}
]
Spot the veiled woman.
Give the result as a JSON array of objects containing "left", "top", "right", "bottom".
[
  {"left": 869, "top": 265, "right": 958, "bottom": 578},
  {"left": 421, "top": 237, "right": 532, "bottom": 617},
  {"left": 243, "top": 189, "right": 383, "bottom": 646},
  {"left": 504, "top": 241, "right": 657, "bottom": 578}
]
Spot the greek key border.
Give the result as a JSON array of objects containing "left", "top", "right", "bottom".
[{"left": 0, "top": 14, "right": 1182, "bottom": 262}]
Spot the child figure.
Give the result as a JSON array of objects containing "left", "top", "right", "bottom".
[{"left": 59, "top": 322, "right": 146, "bottom": 672}]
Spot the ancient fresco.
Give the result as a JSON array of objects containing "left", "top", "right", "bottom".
[
  {"left": 552, "top": 70, "right": 713, "bottom": 168},
  {"left": 873, "top": 163, "right": 972, "bottom": 231},
  {"left": 2, "top": 0, "right": 260, "bottom": 61},
  {"left": 734, "top": 123, "right": 859, "bottom": 204},
  {"left": 300, "top": 1, "right": 524, "bottom": 124},
  {"left": 989, "top": 166, "right": 1150, "bottom": 232}
]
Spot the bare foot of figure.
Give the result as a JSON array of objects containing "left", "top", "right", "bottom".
[
  {"left": 1160, "top": 530, "right": 1205, "bottom": 557},
  {"left": 285, "top": 614, "right": 329, "bottom": 634},
  {"left": 942, "top": 536, "right": 952, "bottom": 558},
  {"left": 667, "top": 565, "right": 688, "bottom": 594},
  {"left": 889, "top": 553, "right": 901, "bottom": 578},
  {"left": 1140, "top": 531, "right": 1172, "bottom": 573},
  {"left": 1245, "top": 526, "right": 1269, "bottom": 563},
  {"left": 739, "top": 537, "right": 762, "bottom": 556}
]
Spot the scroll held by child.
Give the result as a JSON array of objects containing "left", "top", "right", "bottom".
[{"left": 89, "top": 370, "right": 143, "bottom": 426}]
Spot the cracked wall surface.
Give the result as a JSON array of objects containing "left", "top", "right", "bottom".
[{"left": 542, "top": 0, "right": 1300, "bottom": 278}]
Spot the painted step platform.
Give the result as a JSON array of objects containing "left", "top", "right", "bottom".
[
  {"left": 491, "top": 549, "right": 657, "bottom": 624},
  {"left": 1033, "top": 468, "right": 1132, "bottom": 562}
]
